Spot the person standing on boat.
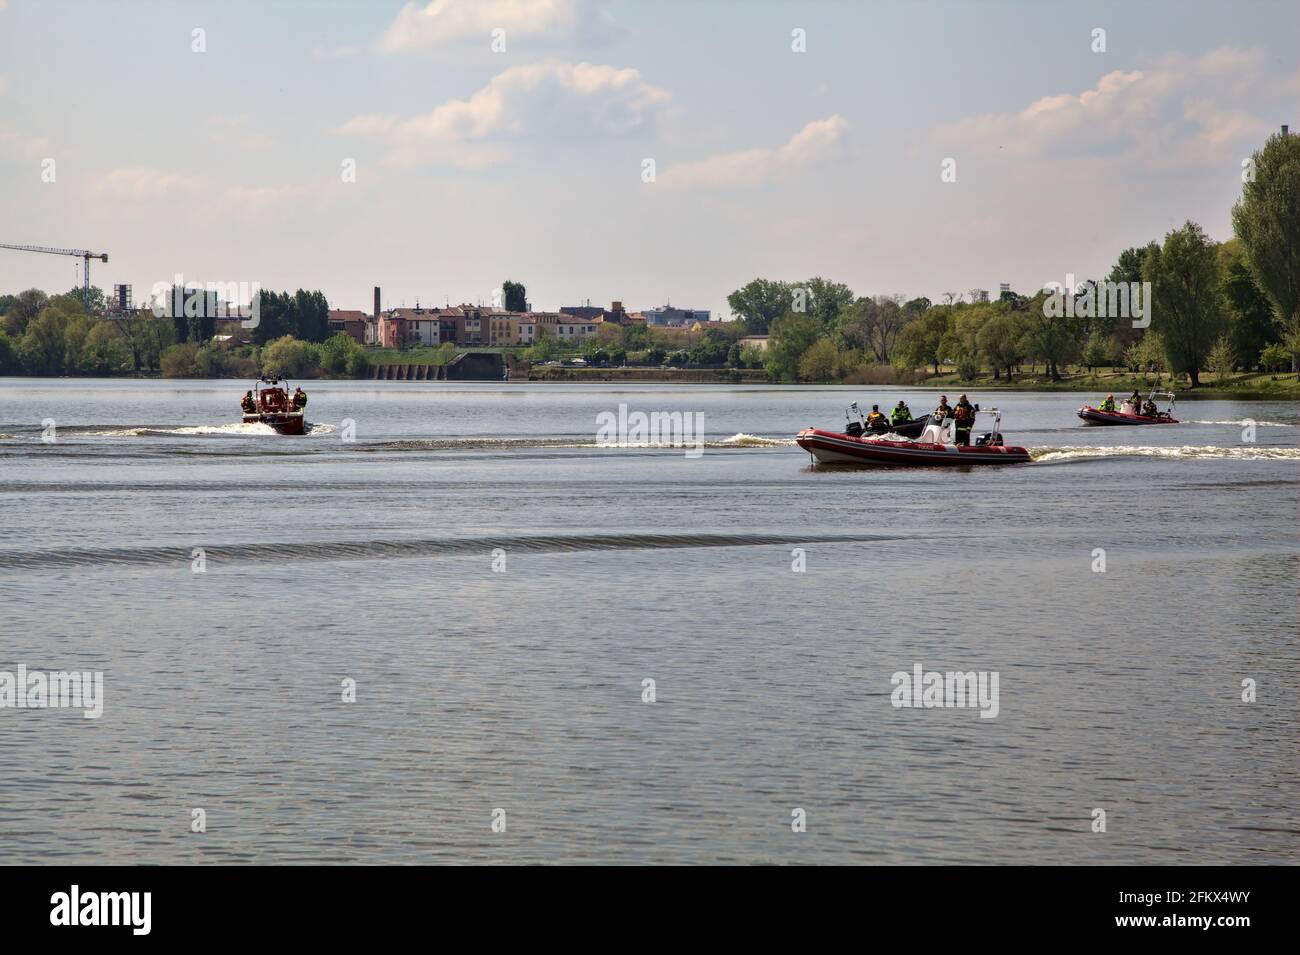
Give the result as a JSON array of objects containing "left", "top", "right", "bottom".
[
  {"left": 866, "top": 404, "right": 889, "bottom": 429},
  {"left": 1142, "top": 396, "right": 1158, "bottom": 417},
  {"left": 293, "top": 387, "right": 308, "bottom": 411},
  {"left": 933, "top": 395, "right": 952, "bottom": 420},
  {"left": 1125, "top": 390, "right": 1140, "bottom": 414},
  {"left": 1099, "top": 393, "right": 1117, "bottom": 413},
  {"left": 240, "top": 391, "right": 256, "bottom": 414},
  {"left": 953, "top": 394, "right": 976, "bottom": 446},
  {"left": 890, "top": 400, "right": 912, "bottom": 425}
]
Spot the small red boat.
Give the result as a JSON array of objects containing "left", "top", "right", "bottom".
[
  {"left": 796, "top": 409, "right": 1030, "bottom": 466},
  {"left": 241, "top": 376, "right": 306, "bottom": 435},
  {"left": 1078, "top": 390, "right": 1177, "bottom": 425}
]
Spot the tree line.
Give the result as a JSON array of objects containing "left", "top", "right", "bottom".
[
  {"left": 726, "top": 130, "right": 1300, "bottom": 386},
  {"left": 0, "top": 286, "right": 339, "bottom": 376}
]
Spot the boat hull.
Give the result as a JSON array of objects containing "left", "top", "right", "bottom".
[
  {"left": 795, "top": 428, "right": 1030, "bottom": 466},
  {"left": 1077, "top": 407, "right": 1177, "bottom": 425},
  {"left": 243, "top": 412, "right": 306, "bottom": 435}
]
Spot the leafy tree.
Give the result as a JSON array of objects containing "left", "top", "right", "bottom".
[
  {"left": 800, "top": 277, "right": 854, "bottom": 330},
  {"left": 1218, "top": 237, "right": 1281, "bottom": 370},
  {"left": 765, "top": 313, "right": 822, "bottom": 381},
  {"left": 1205, "top": 335, "right": 1236, "bottom": 382},
  {"left": 977, "top": 312, "right": 1028, "bottom": 380},
  {"left": 18, "top": 307, "right": 69, "bottom": 374},
  {"left": 160, "top": 343, "right": 202, "bottom": 378},
  {"left": 260, "top": 335, "right": 319, "bottom": 377},
  {"left": 0, "top": 330, "right": 18, "bottom": 374},
  {"left": 1232, "top": 129, "right": 1300, "bottom": 354},
  {"left": 646, "top": 344, "right": 667, "bottom": 364},
  {"left": 797, "top": 339, "right": 839, "bottom": 381},
  {"left": 727, "top": 278, "right": 793, "bottom": 335},
  {"left": 1259, "top": 341, "right": 1290, "bottom": 374},
  {"left": 903, "top": 297, "right": 931, "bottom": 316},
  {"left": 1081, "top": 332, "right": 1118, "bottom": 374},
  {"left": 893, "top": 306, "right": 949, "bottom": 375},
  {"left": 1021, "top": 291, "right": 1079, "bottom": 380},
  {"left": 78, "top": 322, "right": 133, "bottom": 375},
  {"left": 502, "top": 280, "right": 527, "bottom": 313},
  {"left": 4, "top": 289, "right": 49, "bottom": 337},
  {"left": 1144, "top": 221, "right": 1224, "bottom": 386}
]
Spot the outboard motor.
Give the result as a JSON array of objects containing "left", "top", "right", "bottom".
[
  {"left": 845, "top": 421, "right": 864, "bottom": 437},
  {"left": 975, "top": 432, "right": 1004, "bottom": 447}
]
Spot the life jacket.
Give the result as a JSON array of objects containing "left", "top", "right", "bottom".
[
  {"left": 954, "top": 403, "right": 974, "bottom": 422},
  {"left": 867, "top": 412, "right": 886, "bottom": 426},
  {"left": 891, "top": 405, "right": 910, "bottom": 423},
  {"left": 294, "top": 392, "right": 307, "bottom": 408},
  {"left": 934, "top": 405, "right": 950, "bottom": 419},
  {"left": 1099, "top": 398, "right": 1116, "bottom": 412}
]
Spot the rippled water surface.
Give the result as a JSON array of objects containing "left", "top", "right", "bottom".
[{"left": 1, "top": 379, "right": 1297, "bottom": 864}]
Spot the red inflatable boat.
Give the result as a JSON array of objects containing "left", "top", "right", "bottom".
[
  {"left": 796, "top": 409, "right": 1030, "bottom": 466},
  {"left": 1078, "top": 390, "right": 1177, "bottom": 426}
]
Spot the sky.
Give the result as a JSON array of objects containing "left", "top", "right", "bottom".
[{"left": 1, "top": 0, "right": 1297, "bottom": 318}]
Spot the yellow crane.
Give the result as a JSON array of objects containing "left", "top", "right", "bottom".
[{"left": 0, "top": 242, "right": 109, "bottom": 310}]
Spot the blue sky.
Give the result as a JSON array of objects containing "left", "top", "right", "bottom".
[{"left": 1, "top": 0, "right": 1296, "bottom": 317}]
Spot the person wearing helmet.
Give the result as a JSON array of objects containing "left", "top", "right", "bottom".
[
  {"left": 240, "top": 390, "right": 256, "bottom": 414},
  {"left": 1099, "top": 393, "right": 1117, "bottom": 413}
]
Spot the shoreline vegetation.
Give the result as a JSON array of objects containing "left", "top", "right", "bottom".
[{"left": 3, "top": 134, "right": 1297, "bottom": 400}]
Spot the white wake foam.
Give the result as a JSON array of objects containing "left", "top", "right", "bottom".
[{"left": 1032, "top": 445, "right": 1300, "bottom": 463}]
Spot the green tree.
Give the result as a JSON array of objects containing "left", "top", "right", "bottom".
[
  {"left": 977, "top": 312, "right": 1028, "bottom": 380},
  {"left": 18, "top": 307, "right": 69, "bottom": 374},
  {"left": 727, "top": 278, "right": 793, "bottom": 335},
  {"left": 502, "top": 280, "right": 527, "bottom": 313},
  {"left": 1205, "top": 334, "right": 1236, "bottom": 382},
  {"left": 797, "top": 339, "right": 838, "bottom": 381},
  {"left": 765, "top": 313, "right": 822, "bottom": 381},
  {"left": 1021, "top": 292, "right": 1079, "bottom": 380},
  {"left": 1232, "top": 129, "right": 1300, "bottom": 357},
  {"left": 1143, "top": 221, "right": 1224, "bottom": 387},
  {"left": 78, "top": 320, "right": 131, "bottom": 374},
  {"left": 160, "top": 342, "right": 202, "bottom": 378},
  {"left": 4, "top": 289, "right": 50, "bottom": 337},
  {"left": 1259, "top": 341, "right": 1290, "bottom": 374},
  {"left": 260, "top": 335, "right": 319, "bottom": 377},
  {"left": 800, "top": 277, "right": 854, "bottom": 329},
  {"left": 893, "top": 306, "right": 949, "bottom": 375},
  {"left": 0, "top": 330, "right": 18, "bottom": 374},
  {"left": 1218, "top": 237, "right": 1279, "bottom": 368}
]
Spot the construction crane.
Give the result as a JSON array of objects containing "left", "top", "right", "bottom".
[{"left": 0, "top": 243, "right": 109, "bottom": 310}]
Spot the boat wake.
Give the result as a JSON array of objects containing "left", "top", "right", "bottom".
[
  {"left": 1186, "top": 419, "right": 1295, "bottom": 427},
  {"left": 0, "top": 531, "right": 900, "bottom": 571},
  {"left": 714, "top": 433, "right": 795, "bottom": 448},
  {"left": 1031, "top": 445, "right": 1300, "bottom": 463},
  {"left": 86, "top": 421, "right": 335, "bottom": 437}
]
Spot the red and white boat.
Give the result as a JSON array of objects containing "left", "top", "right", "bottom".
[
  {"left": 241, "top": 376, "right": 306, "bottom": 435},
  {"left": 1077, "top": 390, "right": 1178, "bottom": 425},
  {"left": 796, "top": 408, "right": 1030, "bottom": 466}
]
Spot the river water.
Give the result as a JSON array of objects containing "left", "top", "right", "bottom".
[{"left": 1, "top": 378, "right": 1296, "bottom": 864}]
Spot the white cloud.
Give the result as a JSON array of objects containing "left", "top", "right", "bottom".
[
  {"left": 931, "top": 45, "right": 1272, "bottom": 163},
  {"left": 336, "top": 61, "right": 669, "bottom": 166},
  {"left": 0, "top": 127, "right": 51, "bottom": 161},
  {"left": 379, "top": 0, "right": 613, "bottom": 52},
  {"left": 661, "top": 116, "right": 849, "bottom": 189},
  {"left": 92, "top": 167, "right": 209, "bottom": 200}
]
